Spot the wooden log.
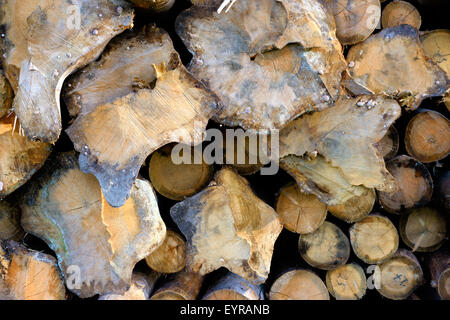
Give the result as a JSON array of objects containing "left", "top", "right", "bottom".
[
  {"left": 344, "top": 25, "right": 447, "bottom": 109},
  {"left": 378, "top": 155, "right": 433, "bottom": 213},
  {"left": 149, "top": 144, "right": 213, "bottom": 201},
  {"left": 326, "top": 0, "right": 381, "bottom": 45},
  {"left": 420, "top": 30, "right": 450, "bottom": 76},
  {"left": 328, "top": 188, "right": 376, "bottom": 223},
  {"left": 0, "top": 199, "right": 24, "bottom": 241},
  {"left": 399, "top": 207, "right": 447, "bottom": 252},
  {"left": 374, "top": 125, "right": 399, "bottom": 160},
  {"left": 377, "top": 249, "right": 424, "bottom": 300},
  {"left": 170, "top": 167, "right": 282, "bottom": 284},
  {"left": 145, "top": 230, "right": 186, "bottom": 274},
  {"left": 20, "top": 152, "right": 166, "bottom": 298},
  {"left": 428, "top": 249, "right": 450, "bottom": 300},
  {"left": 0, "top": 115, "right": 51, "bottom": 199},
  {"left": 275, "top": 183, "right": 327, "bottom": 234},
  {"left": 349, "top": 214, "right": 399, "bottom": 264},
  {"left": 177, "top": 0, "right": 346, "bottom": 131},
  {"left": 0, "top": 0, "right": 134, "bottom": 143},
  {"left": 298, "top": 221, "right": 350, "bottom": 270},
  {"left": 382, "top": 1, "right": 421, "bottom": 30},
  {"left": 0, "top": 240, "right": 66, "bottom": 300},
  {"left": 325, "top": 263, "right": 367, "bottom": 300},
  {"left": 269, "top": 269, "right": 330, "bottom": 300},
  {"left": 405, "top": 110, "right": 450, "bottom": 163},
  {"left": 438, "top": 171, "right": 450, "bottom": 210},
  {"left": 150, "top": 271, "right": 203, "bottom": 300},
  {"left": 129, "top": 0, "right": 175, "bottom": 11},
  {"left": 202, "top": 272, "right": 264, "bottom": 300},
  {"left": 99, "top": 272, "right": 160, "bottom": 300},
  {"left": 0, "top": 72, "right": 13, "bottom": 119},
  {"left": 65, "top": 26, "right": 220, "bottom": 208},
  {"left": 222, "top": 132, "right": 264, "bottom": 176}
]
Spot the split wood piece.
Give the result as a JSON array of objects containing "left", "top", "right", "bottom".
[
  {"left": 280, "top": 155, "right": 369, "bottom": 206},
  {"left": 405, "top": 110, "right": 450, "bottom": 163},
  {"left": 377, "top": 249, "right": 424, "bottom": 300},
  {"left": 149, "top": 144, "right": 214, "bottom": 201},
  {"left": 349, "top": 214, "right": 399, "bottom": 264},
  {"left": 420, "top": 30, "right": 450, "bottom": 76},
  {"left": 0, "top": 0, "right": 134, "bottom": 143},
  {"left": 0, "top": 240, "right": 66, "bottom": 300},
  {"left": 428, "top": 249, "right": 450, "bottom": 300},
  {"left": 0, "top": 115, "right": 51, "bottom": 199},
  {"left": 176, "top": 0, "right": 346, "bottom": 131},
  {"left": 326, "top": 263, "right": 367, "bottom": 300},
  {"left": 129, "top": 0, "right": 175, "bottom": 11},
  {"left": 328, "top": 188, "right": 376, "bottom": 223},
  {"left": 298, "top": 221, "right": 350, "bottom": 270},
  {"left": 399, "top": 207, "right": 447, "bottom": 252},
  {"left": 170, "top": 167, "right": 282, "bottom": 284},
  {"left": 99, "top": 272, "right": 160, "bottom": 300},
  {"left": 202, "top": 272, "right": 264, "bottom": 300},
  {"left": 326, "top": 0, "right": 381, "bottom": 45},
  {"left": 275, "top": 183, "right": 327, "bottom": 234},
  {"left": 269, "top": 269, "right": 330, "bottom": 300},
  {"left": 378, "top": 155, "right": 433, "bottom": 214},
  {"left": 66, "top": 29, "right": 221, "bottom": 208},
  {"left": 438, "top": 171, "right": 450, "bottom": 210},
  {"left": 374, "top": 125, "right": 400, "bottom": 160},
  {"left": 150, "top": 271, "right": 203, "bottom": 300},
  {"left": 279, "top": 95, "right": 401, "bottom": 193},
  {"left": 0, "top": 199, "right": 24, "bottom": 241},
  {"left": 63, "top": 25, "right": 180, "bottom": 117},
  {"left": 0, "top": 72, "right": 13, "bottom": 119},
  {"left": 382, "top": 1, "right": 421, "bottom": 30},
  {"left": 20, "top": 152, "right": 166, "bottom": 298},
  {"left": 145, "top": 230, "right": 186, "bottom": 274},
  {"left": 344, "top": 25, "right": 448, "bottom": 109}
]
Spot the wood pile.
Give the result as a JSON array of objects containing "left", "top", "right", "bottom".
[{"left": 0, "top": 0, "right": 448, "bottom": 300}]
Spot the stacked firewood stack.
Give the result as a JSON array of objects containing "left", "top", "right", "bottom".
[{"left": 0, "top": 0, "right": 449, "bottom": 300}]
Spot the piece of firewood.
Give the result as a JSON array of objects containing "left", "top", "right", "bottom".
[
  {"left": 0, "top": 0, "right": 134, "bottom": 143},
  {"left": 202, "top": 272, "right": 264, "bottom": 300},
  {"left": 222, "top": 133, "right": 264, "bottom": 176},
  {"left": 326, "top": 0, "right": 381, "bottom": 45},
  {"left": 438, "top": 171, "right": 450, "bottom": 210},
  {"left": 0, "top": 240, "right": 66, "bottom": 300},
  {"left": 328, "top": 188, "right": 376, "bottom": 223},
  {"left": 428, "top": 249, "right": 450, "bottom": 300},
  {"left": 145, "top": 230, "right": 186, "bottom": 274},
  {"left": 377, "top": 249, "right": 424, "bottom": 300},
  {"left": 279, "top": 95, "right": 401, "bottom": 195},
  {"left": 149, "top": 144, "right": 214, "bottom": 201},
  {"left": 420, "top": 30, "right": 450, "bottom": 76},
  {"left": 170, "top": 167, "right": 282, "bottom": 284},
  {"left": 275, "top": 183, "right": 327, "bottom": 234},
  {"left": 349, "top": 214, "right": 399, "bottom": 264},
  {"left": 405, "top": 110, "right": 450, "bottom": 163},
  {"left": 0, "top": 199, "right": 24, "bottom": 241},
  {"left": 66, "top": 26, "right": 221, "bottom": 208},
  {"left": 129, "top": 0, "right": 175, "bottom": 11},
  {"left": 382, "top": 1, "right": 421, "bottom": 30},
  {"left": 280, "top": 155, "right": 369, "bottom": 206},
  {"left": 374, "top": 125, "right": 399, "bottom": 160},
  {"left": 325, "top": 263, "right": 367, "bottom": 300},
  {"left": 344, "top": 25, "right": 448, "bottom": 109},
  {"left": 269, "top": 269, "right": 330, "bottom": 300},
  {"left": 0, "top": 72, "right": 13, "bottom": 119},
  {"left": 378, "top": 155, "right": 433, "bottom": 214},
  {"left": 399, "top": 207, "right": 447, "bottom": 252},
  {"left": 298, "top": 221, "right": 350, "bottom": 270},
  {"left": 20, "top": 152, "right": 166, "bottom": 298},
  {"left": 150, "top": 271, "right": 203, "bottom": 300},
  {"left": 0, "top": 115, "right": 51, "bottom": 199},
  {"left": 99, "top": 272, "right": 160, "bottom": 300},
  {"left": 176, "top": 0, "right": 346, "bottom": 131}
]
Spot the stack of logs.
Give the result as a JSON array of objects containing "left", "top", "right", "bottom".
[{"left": 0, "top": 0, "right": 449, "bottom": 300}]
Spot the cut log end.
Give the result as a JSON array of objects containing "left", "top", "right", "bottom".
[
  {"left": 145, "top": 230, "right": 186, "bottom": 274},
  {"left": 374, "top": 125, "right": 400, "bottom": 160},
  {"left": 150, "top": 271, "right": 203, "bottom": 300},
  {"left": 202, "top": 272, "right": 264, "bottom": 300},
  {"left": 328, "top": 188, "right": 376, "bottom": 223},
  {"left": 326, "top": 263, "right": 367, "bottom": 300},
  {"left": 382, "top": 0, "right": 421, "bottom": 30}
]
